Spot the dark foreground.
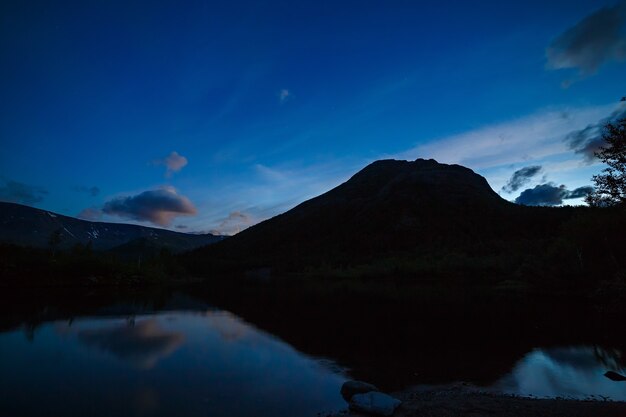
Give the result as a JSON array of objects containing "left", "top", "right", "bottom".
[{"left": 369, "top": 385, "right": 626, "bottom": 417}]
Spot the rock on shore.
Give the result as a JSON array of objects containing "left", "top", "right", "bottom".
[
  {"left": 349, "top": 391, "right": 402, "bottom": 416},
  {"left": 341, "top": 381, "right": 379, "bottom": 401}
]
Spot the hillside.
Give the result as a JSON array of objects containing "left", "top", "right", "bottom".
[
  {"left": 0, "top": 202, "right": 223, "bottom": 253},
  {"left": 187, "top": 159, "right": 624, "bottom": 286}
]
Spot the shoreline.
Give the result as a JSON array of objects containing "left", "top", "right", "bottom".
[{"left": 333, "top": 383, "right": 626, "bottom": 417}]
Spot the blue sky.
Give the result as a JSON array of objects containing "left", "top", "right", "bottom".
[{"left": 1, "top": 0, "right": 625, "bottom": 233}]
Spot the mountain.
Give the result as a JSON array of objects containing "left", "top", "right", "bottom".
[
  {"left": 187, "top": 158, "right": 582, "bottom": 278},
  {"left": 0, "top": 202, "right": 223, "bottom": 253}
]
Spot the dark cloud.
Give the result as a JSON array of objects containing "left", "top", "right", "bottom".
[
  {"left": 103, "top": 186, "right": 197, "bottom": 226},
  {"left": 175, "top": 224, "right": 188, "bottom": 230},
  {"left": 546, "top": 2, "right": 626, "bottom": 76},
  {"left": 515, "top": 184, "right": 568, "bottom": 206},
  {"left": 564, "top": 104, "right": 626, "bottom": 161},
  {"left": 515, "top": 183, "right": 594, "bottom": 206},
  {"left": 501, "top": 165, "right": 542, "bottom": 193},
  {"left": 77, "top": 207, "right": 103, "bottom": 221},
  {"left": 0, "top": 180, "right": 48, "bottom": 205},
  {"left": 73, "top": 185, "right": 100, "bottom": 197},
  {"left": 567, "top": 186, "right": 595, "bottom": 199},
  {"left": 565, "top": 125, "right": 606, "bottom": 161}
]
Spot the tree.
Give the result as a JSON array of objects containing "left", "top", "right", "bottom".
[
  {"left": 48, "top": 229, "right": 62, "bottom": 256},
  {"left": 586, "top": 117, "right": 626, "bottom": 207}
]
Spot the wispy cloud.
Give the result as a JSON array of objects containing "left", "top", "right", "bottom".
[
  {"left": 564, "top": 102, "right": 626, "bottom": 161},
  {"left": 278, "top": 88, "right": 291, "bottom": 103},
  {"left": 102, "top": 186, "right": 197, "bottom": 227},
  {"left": 250, "top": 161, "right": 358, "bottom": 205},
  {"left": 546, "top": 1, "right": 626, "bottom": 82},
  {"left": 0, "top": 179, "right": 48, "bottom": 206},
  {"left": 501, "top": 165, "right": 542, "bottom": 193},
  {"left": 186, "top": 158, "right": 361, "bottom": 233},
  {"left": 395, "top": 103, "right": 617, "bottom": 169},
  {"left": 211, "top": 211, "right": 255, "bottom": 235},
  {"left": 73, "top": 185, "right": 100, "bottom": 197},
  {"left": 153, "top": 151, "right": 188, "bottom": 178},
  {"left": 77, "top": 207, "right": 103, "bottom": 221},
  {"left": 253, "top": 163, "right": 289, "bottom": 182}
]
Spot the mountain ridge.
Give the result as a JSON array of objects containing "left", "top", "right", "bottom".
[{"left": 0, "top": 201, "right": 224, "bottom": 253}]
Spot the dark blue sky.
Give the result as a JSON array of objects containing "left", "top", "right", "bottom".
[{"left": 1, "top": 1, "right": 625, "bottom": 233}]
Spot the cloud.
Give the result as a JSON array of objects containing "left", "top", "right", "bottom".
[
  {"left": 395, "top": 104, "right": 616, "bottom": 169},
  {"left": 546, "top": 2, "right": 626, "bottom": 77},
  {"left": 515, "top": 184, "right": 568, "bottom": 206},
  {"left": 77, "top": 207, "right": 103, "bottom": 221},
  {"left": 515, "top": 183, "right": 593, "bottom": 206},
  {"left": 73, "top": 185, "right": 100, "bottom": 197},
  {"left": 567, "top": 185, "right": 595, "bottom": 199},
  {"left": 564, "top": 103, "right": 626, "bottom": 161},
  {"left": 278, "top": 89, "right": 291, "bottom": 103},
  {"left": 565, "top": 125, "right": 608, "bottom": 161},
  {"left": 0, "top": 180, "right": 48, "bottom": 205},
  {"left": 501, "top": 165, "right": 542, "bottom": 193},
  {"left": 254, "top": 163, "right": 288, "bottom": 182},
  {"left": 102, "top": 186, "right": 197, "bottom": 226},
  {"left": 211, "top": 211, "right": 255, "bottom": 235},
  {"left": 174, "top": 224, "right": 188, "bottom": 230},
  {"left": 153, "top": 151, "right": 188, "bottom": 177}
]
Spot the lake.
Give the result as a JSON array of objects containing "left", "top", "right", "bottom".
[{"left": 1, "top": 285, "right": 625, "bottom": 416}]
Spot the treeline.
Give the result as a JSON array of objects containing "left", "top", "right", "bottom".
[
  {"left": 184, "top": 204, "right": 626, "bottom": 293},
  {"left": 0, "top": 242, "right": 186, "bottom": 286},
  {"left": 2, "top": 204, "right": 624, "bottom": 294}
]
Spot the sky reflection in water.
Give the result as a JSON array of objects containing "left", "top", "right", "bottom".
[
  {"left": 2, "top": 307, "right": 626, "bottom": 416},
  {"left": 0, "top": 311, "right": 347, "bottom": 417},
  {"left": 496, "top": 346, "right": 626, "bottom": 400}
]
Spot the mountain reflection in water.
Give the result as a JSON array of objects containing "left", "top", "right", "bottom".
[
  {"left": 2, "top": 288, "right": 626, "bottom": 416},
  {"left": 0, "top": 310, "right": 347, "bottom": 417},
  {"left": 76, "top": 319, "right": 185, "bottom": 369}
]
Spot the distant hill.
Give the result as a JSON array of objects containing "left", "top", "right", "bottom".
[
  {"left": 0, "top": 202, "right": 223, "bottom": 254},
  {"left": 187, "top": 158, "right": 600, "bottom": 281}
]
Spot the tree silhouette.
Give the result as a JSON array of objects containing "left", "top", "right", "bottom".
[
  {"left": 48, "top": 229, "right": 62, "bottom": 256},
  {"left": 586, "top": 117, "right": 626, "bottom": 207}
]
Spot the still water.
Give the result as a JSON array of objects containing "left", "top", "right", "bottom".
[
  {"left": 496, "top": 346, "right": 626, "bottom": 400},
  {"left": 1, "top": 287, "right": 625, "bottom": 416},
  {"left": 0, "top": 311, "right": 346, "bottom": 417}
]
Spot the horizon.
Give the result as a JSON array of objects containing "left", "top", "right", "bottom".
[
  {"left": 0, "top": 155, "right": 603, "bottom": 237},
  {"left": 2, "top": 1, "right": 625, "bottom": 234}
]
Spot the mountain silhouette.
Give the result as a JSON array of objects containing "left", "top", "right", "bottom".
[
  {"left": 0, "top": 202, "right": 223, "bottom": 254},
  {"left": 188, "top": 159, "right": 575, "bottom": 276}
]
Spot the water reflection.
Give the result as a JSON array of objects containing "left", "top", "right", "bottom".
[
  {"left": 3, "top": 288, "right": 626, "bottom": 416},
  {"left": 495, "top": 346, "right": 626, "bottom": 400},
  {"left": 76, "top": 319, "right": 185, "bottom": 369},
  {"left": 133, "top": 386, "right": 160, "bottom": 416},
  {"left": 0, "top": 311, "right": 347, "bottom": 417}
]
